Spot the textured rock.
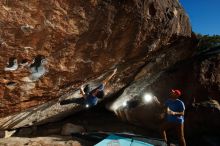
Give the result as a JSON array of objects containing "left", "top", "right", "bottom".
[
  {"left": 16, "top": 127, "right": 36, "bottom": 137},
  {"left": 185, "top": 101, "right": 220, "bottom": 143},
  {"left": 0, "top": 130, "right": 16, "bottom": 138},
  {"left": 61, "top": 123, "right": 85, "bottom": 136},
  {"left": 0, "top": 136, "right": 82, "bottom": 146},
  {"left": 0, "top": 130, "right": 4, "bottom": 138},
  {"left": 0, "top": 0, "right": 193, "bottom": 129}
]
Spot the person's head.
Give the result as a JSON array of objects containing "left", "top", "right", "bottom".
[
  {"left": 83, "top": 84, "right": 90, "bottom": 94},
  {"left": 170, "top": 89, "right": 181, "bottom": 99}
]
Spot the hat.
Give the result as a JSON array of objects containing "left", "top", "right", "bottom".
[{"left": 171, "top": 89, "right": 181, "bottom": 96}]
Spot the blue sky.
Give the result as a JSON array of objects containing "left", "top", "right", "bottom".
[{"left": 179, "top": 0, "right": 220, "bottom": 35}]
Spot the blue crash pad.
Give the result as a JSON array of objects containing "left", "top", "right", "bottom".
[
  {"left": 131, "top": 140, "right": 154, "bottom": 146},
  {"left": 95, "top": 134, "right": 154, "bottom": 146}
]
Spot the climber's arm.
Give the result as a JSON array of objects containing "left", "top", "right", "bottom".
[
  {"left": 80, "top": 86, "right": 87, "bottom": 99},
  {"left": 102, "top": 68, "right": 117, "bottom": 86}
]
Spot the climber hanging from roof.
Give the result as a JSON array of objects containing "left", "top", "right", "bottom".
[{"left": 60, "top": 68, "right": 117, "bottom": 108}]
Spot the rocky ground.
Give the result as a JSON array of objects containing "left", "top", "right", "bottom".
[
  {"left": 1, "top": 105, "right": 220, "bottom": 145},
  {"left": 0, "top": 136, "right": 82, "bottom": 146}
]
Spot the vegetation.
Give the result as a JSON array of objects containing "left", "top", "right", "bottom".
[{"left": 196, "top": 34, "right": 220, "bottom": 51}]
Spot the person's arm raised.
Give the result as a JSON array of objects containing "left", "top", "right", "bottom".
[
  {"left": 153, "top": 96, "right": 168, "bottom": 113},
  {"left": 80, "top": 86, "right": 87, "bottom": 99},
  {"left": 153, "top": 96, "right": 161, "bottom": 105}
]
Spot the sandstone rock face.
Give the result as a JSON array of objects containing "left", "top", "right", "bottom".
[
  {"left": 0, "top": 129, "right": 16, "bottom": 138},
  {"left": 61, "top": 123, "right": 85, "bottom": 136},
  {"left": 0, "top": 136, "right": 82, "bottom": 146},
  {"left": 0, "top": 0, "right": 193, "bottom": 129}
]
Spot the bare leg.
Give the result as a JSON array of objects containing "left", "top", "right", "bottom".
[
  {"left": 160, "top": 122, "right": 173, "bottom": 144},
  {"left": 160, "top": 122, "right": 168, "bottom": 143},
  {"left": 176, "top": 123, "right": 186, "bottom": 146}
]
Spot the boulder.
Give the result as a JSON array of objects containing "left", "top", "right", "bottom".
[
  {"left": 0, "top": 0, "right": 194, "bottom": 129},
  {"left": 0, "top": 130, "right": 5, "bottom": 138},
  {"left": 61, "top": 123, "right": 85, "bottom": 136},
  {"left": 0, "top": 130, "right": 16, "bottom": 138}
]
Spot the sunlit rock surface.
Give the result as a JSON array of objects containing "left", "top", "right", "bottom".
[{"left": 0, "top": 0, "right": 194, "bottom": 129}]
